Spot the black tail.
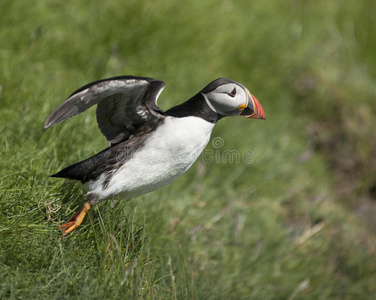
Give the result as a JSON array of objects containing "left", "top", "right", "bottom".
[
  {"left": 51, "top": 160, "right": 93, "bottom": 183},
  {"left": 50, "top": 146, "right": 114, "bottom": 183}
]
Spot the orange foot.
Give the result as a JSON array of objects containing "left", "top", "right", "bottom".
[{"left": 58, "top": 202, "right": 92, "bottom": 236}]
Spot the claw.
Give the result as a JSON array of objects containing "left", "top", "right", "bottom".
[{"left": 58, "top": 202, "right": 92, "bottom": 236}]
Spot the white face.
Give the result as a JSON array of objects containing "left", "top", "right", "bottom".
[{"left": 202, "top": 83, "right": 248, "bottom": 116}]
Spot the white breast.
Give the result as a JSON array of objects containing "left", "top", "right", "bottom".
[{"left": 89, "top": 116, "right": 215, "bottom": 201}]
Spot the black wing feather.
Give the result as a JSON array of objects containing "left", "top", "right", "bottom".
[
  {"left": 45, "top": 76, "right": 166, "bottom": 182},
  {"left": 44, "top": 76, "right": 166, "bottom": 145}
]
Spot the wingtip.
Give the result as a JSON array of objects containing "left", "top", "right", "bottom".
[
  {"left": 43, "top": 119, "right": 53, "bottom": 130},
  {"left": 44, "top": 108, "right": 63, "bottom": 130}
]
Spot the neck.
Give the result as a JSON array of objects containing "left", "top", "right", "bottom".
[{"left": 165, "top": 93, "right": 222, "bottom": 123}]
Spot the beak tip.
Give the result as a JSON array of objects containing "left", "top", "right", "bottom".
[{"left": 247, "top": 93, "right": 266, "bottom": 120}]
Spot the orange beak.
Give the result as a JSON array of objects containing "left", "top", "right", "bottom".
[{"left": 239, "top": 90, "right": 266, "bottom": 120}]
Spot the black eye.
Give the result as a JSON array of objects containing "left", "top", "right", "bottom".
[{"left": 228, "top": 87, "right": 236, "bottom": 97}]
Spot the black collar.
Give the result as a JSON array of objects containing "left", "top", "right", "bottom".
[{"left": 165, "top": 93, "right": 222, "bottom": 123}]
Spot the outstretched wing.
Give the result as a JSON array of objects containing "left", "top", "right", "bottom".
[{"left": 44, "top": 76, "right": 166, "bottom": 145}]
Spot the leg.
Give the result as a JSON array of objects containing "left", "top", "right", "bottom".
[{"left": 58, "top": 202, "right": 92, "bottom": 236}]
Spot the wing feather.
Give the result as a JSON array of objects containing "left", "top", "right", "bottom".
[{"left": 44, "top": 76, "right": 166, "bottom": 145}]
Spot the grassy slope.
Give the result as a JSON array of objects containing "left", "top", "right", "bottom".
[{"left": 1, "top": 0, "right": 375, "bottom": 299}]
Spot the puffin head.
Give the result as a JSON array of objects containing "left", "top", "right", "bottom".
[{"left": 201, "top": 78, "right": 265, "bottom": 120}]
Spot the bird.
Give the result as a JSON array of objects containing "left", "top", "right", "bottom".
[{"left": 44, "top": 76, "right": 265, "bottom": 236}]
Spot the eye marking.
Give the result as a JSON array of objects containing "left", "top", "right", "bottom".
[{"left": 228, "top": 87, "right": 236, "bottom": 97}]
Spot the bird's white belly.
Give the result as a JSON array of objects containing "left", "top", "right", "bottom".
[{"left": 90, "top": 116, "right": 214, "bottom": 200}]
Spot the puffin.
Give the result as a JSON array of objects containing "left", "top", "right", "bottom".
[{"left": 44, "top": 76, "right": 265, "bottom": 236}]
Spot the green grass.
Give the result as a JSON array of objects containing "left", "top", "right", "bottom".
[{"left": 1, "top": 0, "right": 376, "bottom": 299}]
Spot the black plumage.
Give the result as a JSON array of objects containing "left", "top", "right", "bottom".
[
  {"left": 44, "top": 76, "right": 166, "bottom": 146},
  {"left": 165, "top": 92, "right": 221, "bottom": 123},
  {"left": 50, "top": 119, "right": 162, "bottom": 184}
]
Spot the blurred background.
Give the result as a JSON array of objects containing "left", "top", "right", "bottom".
[{"left": 1, "top": 0, "right": 375, "bottom": 299}]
